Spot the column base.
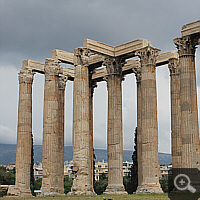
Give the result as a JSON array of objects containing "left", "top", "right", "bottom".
[
  {"left": 40, "top": 192, "right": 65, "bottom": 196},
  {"left": 7, "top": 185, "right": 32, "bottom": 197},
  {"left": 136, "top": 185, "right": 163, "bottom": 194},
  {"left": 41, "top": 187, "right": 65, "bottom": 196},
  {"left": 68, "top": 178, "right": 96, "bottom": 195},
  {"left": 103, "top": 185, "right": 127, "bottom": 195}
]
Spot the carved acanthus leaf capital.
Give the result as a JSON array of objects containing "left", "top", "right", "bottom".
[
  {"left": 132, "top": 66, "right": 141, "bottom": 83},
  {"left": 174, "top": 36, "right": 199, "bottom": 56},
  {"left": 89, "top": 69, "right": 98, "bottom": 96},
  {"left": 74, "top": 47, "right": 89, "bottom": 66},
  {"left": 168, "top": 58, "right": 179, "bottom": 76},
  {"left": 103, "top": 57, "right": 125, "bottom": 76},
  {"left": 44, "top": 58, "right": 60, "bottom": 75},
  {"left": 135, "top": 45, "right": 160, "bottom": 66},
  {"left": 58, "top": 74, "right": 68, "bottom": 90},
  {"left": 18, "top": 67, "right": 34, "bottom": 84}
]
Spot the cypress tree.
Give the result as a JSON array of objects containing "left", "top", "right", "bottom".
[
  {"left": 131, "top": 127, "right": 138, "bottom": 192},
  {"left": 30, "top": 133, "right": 35, "bottom": 195}
]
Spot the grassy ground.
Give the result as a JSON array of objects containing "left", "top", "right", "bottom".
[{"left": 1, "top": 193, "right": 169, "bottom": 200}]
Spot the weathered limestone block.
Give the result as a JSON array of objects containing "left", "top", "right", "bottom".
[
  {"left": 168, "top": 58, "right": 182, "bottom": 171},
  {"left": 41, "top": 58, "right": 63, "bottom": 196},
  {"left": 135, "top": 46, "right": 163, "bottom": 194},
  {"left": 181, "top": 20, "right": 200, "bottom": 37},
  {"left": 68, "top": 48, "right": 96, "bottom": 195},
  {"left": 83, "top": 38, "right": 149, "bottom": 58},
  {"left": 7, "top": 63, "right": 34, "bottom": 197},
  {"left": 83, "top": 39, "right": 115, "bottom": 57},
  {"left": 7, "top": 185, "right": 20, "bottom": 196},
  {"left": 52, "top": 49, "right": 74, "bottom": 64},
  {"left": 103, "top": 57, "right": 127, "bottom": 195},
  {"left": 174, "top": 35, "right": 200, "bottom": 191}
]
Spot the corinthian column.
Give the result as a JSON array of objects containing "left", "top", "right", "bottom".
[
  {"left": 69, "top": 48, "right": 96, "bottom": 195},
  {"left": 10, "top": 62, "right": 34, "bottom": 197},
  {"left": 168, "top": 59, "right": 182, "bottom": 170},
  {"left": 136, "top": 46, "right": 163, "bottom": 194},
  {"left": 89, "top": 70, "right": 97, "bottom": 189},
  {"left": 174, "top": 36, "right": 200, "bottom": 190},
  {"left": 41, "top": 59, "right": 61, "bottom": 195},
  {"left": 103, "top": 57, "right": 127, "bottom": 194},
  {"left": 57, "top": 70, "right": 68, "bottom": 194},
  {"left": 133, "top": 66, "right": 142, "bottom": 188}
]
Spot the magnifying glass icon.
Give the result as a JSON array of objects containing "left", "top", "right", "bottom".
[{"left": 174, "top": 174, "right": 196, "bottom": 193}]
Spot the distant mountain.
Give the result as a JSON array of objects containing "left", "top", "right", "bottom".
[{"left": 0, "top": 143, "right": 172, "bottom": 166}]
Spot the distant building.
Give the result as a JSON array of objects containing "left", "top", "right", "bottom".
[
  {"left": 34, "top": 162, "right": 43, "bottom": 179},
  {"left": 159, "top": 164, "right": 172, "bottom": 178},
  {"left": 6, "top": 164, "right": 15, "bottom": 170},
  {"left": 123, "top": 161, "right": 132, "bottom": 176},
  {"left": 31, "top": 161, "right": 172, "bottom": 181},
  {"left": 64, "top": 160, "right": 74, "bottom": 178},
  {"left": 94, "top": 160, "right": 108, "bottom": 181},
  {"left": 94, "top": 160, "right": 133, "bottom": 181}
]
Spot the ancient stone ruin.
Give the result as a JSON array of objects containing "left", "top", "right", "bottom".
[{"left": 7, "top": 20, "right": 200, "bottom": 196}]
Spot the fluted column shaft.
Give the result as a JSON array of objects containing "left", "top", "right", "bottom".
[
  {"left": 41, "top": 59, "right": 60, "bottom": 195},
  {"left": 57, "top": 71, "right": 67, "bottom": 194},
  {"left": 133, "top": 67, "right": 142, "bottom": 187},
  {"left": 89, "top": 70, "right": 97, "bottom": 189},
  {"left": 15, "top": 62, "right": 34, "bottom": 197},
  {"left": 168, "top": 59, "right": 182, "bottom": 170},
  {"left": 104, "top": 58, "right": 127, "bottom": 194},
  {"left": 174, "top": 36, "right": 200, "bottom": 191},
  {"left": 174, "top": 36, "right": 200, "bottom": 169},
  {"left": 136, "top": 46, "right": 163, "bottom": 194},
  {"left": 69, "top": 48, "right": 95, "bottom": 195}
]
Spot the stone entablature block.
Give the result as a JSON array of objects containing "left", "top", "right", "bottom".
[{"left": 181, "top": 20, "right": 200, "bottom": 37}]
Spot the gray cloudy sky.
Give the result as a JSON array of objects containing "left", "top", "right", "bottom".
[{"left": 0, "top": 0, "right": 199, "bottom": 153}]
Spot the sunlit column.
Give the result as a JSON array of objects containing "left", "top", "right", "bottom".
[
  {"left": 136, "top": 46, "right": 163, "bottom": 194},
  {"left": 168, "top": 58, "right": 182, "bottom": 170},
  {"left": 69, "top": 48, "right": 96, "bottom": 195},
  {"left": 14, "top": 61, "right": 34, "bottom": 197},
  {"left": 174, "top": 36, "right": 200, "bottom": 191},
  {"left": 41, "top": 58, "right": 60, "bottom": 195},
  {"left": 103, "top": 57, "right": 127, "bottom": 194}
]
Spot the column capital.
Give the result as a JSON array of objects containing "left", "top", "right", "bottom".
[
  {"left": 58, "top": 75, "right": 68, "bottom": 90},
  {"left": 174, "top": 35, "right": 199, "bottom": 56},
  {"left": 74, "top": 47, "right": 89, "bottom": 66},
  {"left": 132, "top": 66, "right": 141, "bottom": 83},
  {"left": 135, "top": 45, "right": 160, "bottom": 66},
  {"left": 168, "top": 58, "right": 179, "bottom": 76},
  {"left": 45, "top": 58, "right": 60, "bottom": 75},
  {"left": 18, "top": 68, "right": 34, "bottom": 84},
  {"left": 103, "top": 57, "right": 125, "bottom": 76}
]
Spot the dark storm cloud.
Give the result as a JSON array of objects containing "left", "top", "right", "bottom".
[
  {"left": 1, "top": 0, "right": 200, "bottom": 68},
  {"left": 0, "top": 0, "right": 199, "bottom": 152}
]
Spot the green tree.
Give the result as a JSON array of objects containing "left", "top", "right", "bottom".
[
  {"left": 94, "top": 173, "right": 108, "bottom": 195},
  {"left": 30, "top": 133, "right": 35, "bottom": 196},
  {"left": 0, "top": 166, "right": 15, "bottom": 185},
  {"left": 159, "top": 175, "right": 173, "bottom": 193},
  {"left": 33, "top": 178, "right": 42, "bottom": 190},
  {"left": 130, "top": 127, "right": 138, "bottom": 193},
  {"left": 64, "top": 175, "right": 73, "bottom": 194},
  {"left": 93, "top": 148, "right": 96, "bottom": 185},
  {"left": 123, "top": 127, "right": 138, "bottom": 194},
  {"left": 123, "top": 175, "right": 132, "bottom": 194},
  {"left": 0, "top": 166, "right": 15, "bottom": 197}
]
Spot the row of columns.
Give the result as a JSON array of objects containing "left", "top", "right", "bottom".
[
  {"left": 12, "top": 34, "right": 199, "bottom": 196},
  {"left": 11, "top": 59, "right": 67, "bottom": 196}
]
